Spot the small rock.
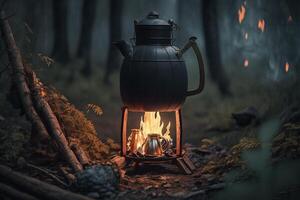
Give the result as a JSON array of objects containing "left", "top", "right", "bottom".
[
  {"left": 87, "top": 192, "right": 100, "bottom": 199},
  {"left": 208, "top": 183, "right": 226, "bottom": 190},
  {"left": 75, "top": 165, "right": 119, "bottom": 195},
  {"left": 232, "top": 106, "right": 259, "bottom": 126},
  {"left": 201, "top": 138, "right": 214, "bottom": 145},
  {"left": 144, "top": 185, "right": 152, "bottom": 190}
]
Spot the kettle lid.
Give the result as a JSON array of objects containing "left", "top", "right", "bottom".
[
  {"left": 135, "top": 11, "right": 170, "bottom": 26},
  {"left": 134, "top": 11, "right": 175, "bottom": 45}
]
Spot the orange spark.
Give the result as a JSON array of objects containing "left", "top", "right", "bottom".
[
  {"left": 285, "top": 62, "right": 289, "bottom": 72},
  {"left": 258, "top": 19, "right": 265, "bottom": 32},
  {"left": 238, "top": 5, "right": 246, "bottom": 24},
  {"left": 244, "top": 59, "right": 249, "bottom": 67}
]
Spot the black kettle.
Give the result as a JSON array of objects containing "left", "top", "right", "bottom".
[{"left": 115, "top": 11, "right": 205, "bottom": 112}]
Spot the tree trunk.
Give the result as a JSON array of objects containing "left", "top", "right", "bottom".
[
  {"left": 286, "top": 0, "right": 300, "bottom": 22},
  {"left": 103, "top": 0, "right": 123, "bottom": 84},
  {"left": 77, "top": 0, "right": 97, "bottom": 77},
  {"left": 0, "top": 165, "right": 92, "bottom": 200},
  {"left": 202, "top": 0, "right": 231, "bottom": 96},
  {"left": 52, "top": 0, "right": 69, "bottom": 63},
  {"left": 0, "top": 10, "right": 49, "bottom": 141},
  {"left": 23, "top": 0, "right": 41, "bottom": 56}
]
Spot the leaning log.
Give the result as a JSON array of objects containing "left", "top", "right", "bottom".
[
  {"left": 0, "top": 10, "right": 49, "bottom": 141},
  {"left": 28, "top": 69, "right": 83, "bottom": 172},
  {"left": 70, "top": 143, "right": 90, "bottom": 166},
  {"left": 0, "top": 182, "right": 39, "bottom": 200},
  {"left": 0, "top": 165, "right": 92, "bottom": 200}
]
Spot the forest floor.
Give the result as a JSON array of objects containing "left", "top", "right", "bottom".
[{"left": 1, "top": 59, "right": 300, "bottom": 199}]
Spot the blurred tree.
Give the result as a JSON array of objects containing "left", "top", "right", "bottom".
[
  {"left": 52, "top": 0, "right": 69, "bottom": 64},
  {"left": 202, "top": 0, "right": 231, "bottom": 96},
  {"left": 103, "top": 0, "right": 123, "bottom": 84},
  {"left": 77, "top": 0, "right": 97, "bottom": 77},
  {"left": 286, "top": 0, "right": 300, "bottom": 22},
  {"left": 23, "top": 0, "right": 41, "bottom": 55}
]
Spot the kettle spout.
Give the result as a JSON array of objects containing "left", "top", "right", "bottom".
[{"left": 113, "top": 40, "right": 133, "bottom": 59}]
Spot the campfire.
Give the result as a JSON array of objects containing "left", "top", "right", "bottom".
[{"left": 127, "top": 112, "right": 172, "bottom": 156}]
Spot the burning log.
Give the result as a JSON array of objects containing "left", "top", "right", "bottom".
[
  {"left": 0, "top": 165, "right": 92, "bottom": 200},
  {"left": 0, "top": 10, "right": 49, "bottom": 141}
]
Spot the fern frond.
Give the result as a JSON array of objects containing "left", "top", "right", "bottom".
[{"left": 86, "top": 104, "right": 103, "bottom": 116}]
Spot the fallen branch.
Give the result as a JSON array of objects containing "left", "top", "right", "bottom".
[
  {"left": 70, "top": 143, "right": 90, "bottom": 166},
  {"left": 0, "top": 10, "right": 82, "bottom": 172},
  {"left": 59, "top": 166, "right": 76, "bottom": 184},
  {"left": 0, "top": 182, "right": 39, "bottom": 200},
  {"left": 0, "top": 10, "right": 49, "bottom": 141},
  {"left": 26, "top": 162, "right": 68, "bottom": 187},
  {"left": 0, "top": 165, "right": 92, "bottom": 200},
  {"left": 27, "top": 69, "right": 83, "bottom": 172}
]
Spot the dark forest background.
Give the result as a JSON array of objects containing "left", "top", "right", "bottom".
[{"left": 1, "top": 0, "right": 300, "bottom": 144}]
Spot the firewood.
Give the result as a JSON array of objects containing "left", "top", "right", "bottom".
[
  {"left": 0, "top": 182, "right": 39, "bottom": 200},
  {"left": 1, "top": 10, "right": 83, "bottom": 172},
  {"left": 28, "top": 70, "right": 83, "bottom": 172},
  {"left": 59, "top": 166, "right": 76, "bottom": 184},
  {"left": 0, "top": 165, "right": 92, "bottom": 200},
  {"left": 0, "top": 10, "right": 49, "bottom": 141},
  {"left": 70, "top": 143, "right": 90, "bottom": 166}
]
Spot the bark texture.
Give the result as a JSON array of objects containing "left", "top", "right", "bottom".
[
  {"left": 0, "top": 165, "right": 92, "bottom": 200},
  {"left": 28, "top": 70, "right": 83, "bottom": 172},
  {"left": 0, "top": 11, "right": 49, "bottom": 141},
  {"left": 0, "top": 182, "right": 39, "bottom": 200}
]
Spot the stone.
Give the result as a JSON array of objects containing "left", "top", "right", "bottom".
[
  {"left": 201, "top": 138, "right": 214, "bottom": 145},
  {"left": 87, "top": 192, "right": 100, "bottom": 199},
  {"left": 75, "top": 165, "right": 120, "bottom": 196},
  {"left": 232, "top": 106, "right": 259, "bottom": 126}
]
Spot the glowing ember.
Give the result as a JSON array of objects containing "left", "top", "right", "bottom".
[
  {"left": 127, "top": 112, "right": 171, "bottom": 155},
  {"left": 238, "top": 5, "right": 246, "bottom": 24},
  {"left": 258, "top": 19, "right": 265, "bottom": 32},
  {"left": 244, "top": 59, "right": 249, "bottom": 67},
  {"left": 285, "top": 62, "right": 289, "bottom": 72},
  {"left": 245, "top": 32, "right": 248, "bottom": 40}
]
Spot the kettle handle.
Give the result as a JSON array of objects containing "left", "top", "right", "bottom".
[{"left": 176, "top": 36, "right": 205, "bottom": 96}]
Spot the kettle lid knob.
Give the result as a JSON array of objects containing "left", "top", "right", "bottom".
[{"left": 147, "top": 11, "right": 159, "bottom": 19}]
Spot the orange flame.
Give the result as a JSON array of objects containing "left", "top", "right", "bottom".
[
  {"left": 127, "top": 112, "right": 171, "bottom": 155},
  {"left": 285, "top": 62, "right": 289, "bottom": 72},
  {"left": 238, "top": 5, "right": 246, "bottom": 24},
  {"left": 258, "top": 19, "right": 265, "bottom": 32},
  {"left": 244, "top": 59, "right": 249, "bottom": 67}
]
